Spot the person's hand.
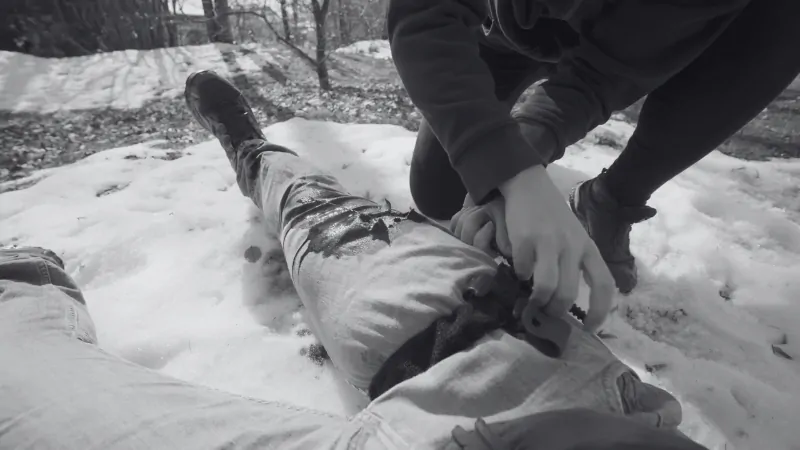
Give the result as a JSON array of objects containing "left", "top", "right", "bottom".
[
  {"left": 499, "top": 164, "right": 615, "bottom": 332},
  {"left": 450, "top": 195, "right": 512, "bottom": 258}
]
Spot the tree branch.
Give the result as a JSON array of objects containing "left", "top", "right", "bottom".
[{"left": 214, "top": 9, "right": 318, "bottom": 67}]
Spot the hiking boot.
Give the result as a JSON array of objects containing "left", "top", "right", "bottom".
[
  {"left": 568, "top": 171, "right": 656, "bottom": 293},
  {"left": 184, "top": 70, "right": 294, "bottom": 198},
  {"left": 184, "top": 70, "right": 265, "bottom": 161}
]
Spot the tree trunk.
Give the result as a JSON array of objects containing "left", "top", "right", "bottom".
[
  {"left": 279, "top": 0, "right": 292, "bottom": 41},
  {"left": 201, "top": 0, "right": 220, "bottom": 42},
  {"left": 213, "top": 0, "right": 234, "bottom": 43},
  {"left": 2, "top": 0, "right": 175, "bottom": 56},
  {"left": 330, "top": 0, "right": 340, "bottom": 47},
  {"left": 336, "top": 0, "right": 350, "bottom": 46},
  {"left": 163, "top": 0, "right": 178, "bottom": 46},
  {"left": 291, "top": 0, "right": 299, "bottom": 36},
  {"left": 310, "top": 0, "right": 331, "bottom": 90}
]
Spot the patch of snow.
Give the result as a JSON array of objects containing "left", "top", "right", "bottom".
[
  {"left": 335, "top": 40, "right": 392, "bottom": 60},
  {"left": 3, "top": 117, "right": 800, "bottom": 449},
  {"left": 0, "top": 38, "right": 393, "bottom": 113},
  {"left": 0, "top": 44, "right": 275, "bottom": 113},
  {"left": 174, "top": 0, "right": 282, "bottom": 16}
]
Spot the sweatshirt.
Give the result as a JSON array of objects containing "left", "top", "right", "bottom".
[{"left": 387, "top": 0, "right": 751, "bottom": 203}]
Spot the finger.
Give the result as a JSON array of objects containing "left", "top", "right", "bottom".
[
  {"left": 581, "top": 245, "right": 616, "bottom": 333},
  {"left": 488, "top": 203, "right": 512, "bottom": 257},
  {"left": 544, "top": 248, "right": 580, "bottom": 319},
  {"left": 450, "top": 208, "right": 465, "bottom": 234},
  {"left": 460, "top": 210, "right": 491, "bottom": 246},
  {"left": 530, "top": 241, "right": 559, "bottom": 308},
  {"left": 453, "top": 208, "right": 473, "bottom": 238},
  {"left": 473, "top": 222, "right": 495, "bottom": 255},
  {"left": 510, "top": 232, "right": 537, "bottom": 281}
]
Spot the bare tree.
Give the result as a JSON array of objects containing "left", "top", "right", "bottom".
[
  {"left": 3, "top": 0, "right": 178, "bottom": 56},
  {"left": 201, "top": 0, "right": 234, "bottom": 43},
  {"left": 214, "top": 0, "right": 235, "bottom": 43},
  {"left": 221, "top": 1, "right": 333, "bottom": 90},
  {"left": 335, "top": 0, "right": 351, "bottom": 46},
  {"left": 291, "top": 0, "right": 299, "bottom": 34},
  {"left": 324, "top": 0, "right": 388, "bottom": 47},
  {"left": 278, "top": 0, "right": 292, "bottom": 41},
  {"left": 310, "top": 0, "right": 332, "bottom": 90},
  {"left": 201, "top": 0, "right": 220, "bottom": 40}
]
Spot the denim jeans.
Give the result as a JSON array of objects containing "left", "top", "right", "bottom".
[{"left": 0, "top": 146, "right": 684, "bottom": 449}]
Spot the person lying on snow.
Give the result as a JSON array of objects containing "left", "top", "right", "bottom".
[
  {"left": 390, "top": 0, "right": 800, "bottom": 302},
  {"left": 1, "top": 71, "right": 707, "bottom": 450}
]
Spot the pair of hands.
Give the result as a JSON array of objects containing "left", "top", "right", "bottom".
[{"left": 450, "top": 165, "right": 615, "bottom": 333}]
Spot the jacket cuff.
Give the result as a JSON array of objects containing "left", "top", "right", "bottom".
[
  {"left": 452, "top": 123, "right": 546, "bottom": 204},
  {"left": 514, "top": 118, "right": 561, "bottom": 166}
]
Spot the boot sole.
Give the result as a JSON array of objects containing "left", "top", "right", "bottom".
[
  {"left": 568, "top": 182, "right": 585, "bottom": 222},
  {"left": 184, "top": 71, "right": 214, "bottom": 133},
  {"left": 184, "top": 70, "right": 265, "bottom": 141}
]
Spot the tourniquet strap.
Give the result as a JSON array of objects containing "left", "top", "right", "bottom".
[{"left": 368, "top": 263, "right": 579, "bottom": 400}]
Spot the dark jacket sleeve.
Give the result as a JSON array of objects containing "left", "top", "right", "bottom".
[
  {"left": 513, "top": 0, "right": 752, "bottom": 159},
  {"left": 387, "top": 0, "right": 546, "bottom": 203}
]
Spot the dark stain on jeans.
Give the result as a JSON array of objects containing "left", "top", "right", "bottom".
[
  {"left": 304, "top": 201, "right": 408, "bottom": 258},
  {"left": 279, "top": 176, "right": 428, "bottom": 259}
]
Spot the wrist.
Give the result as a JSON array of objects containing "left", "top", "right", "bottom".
[{"left": 499, "top": 164, "right": 547, "bottom": 197}]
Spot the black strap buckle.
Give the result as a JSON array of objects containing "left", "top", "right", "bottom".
[{"left": 471, "top": 262, "right": 584, "bottom": 359}]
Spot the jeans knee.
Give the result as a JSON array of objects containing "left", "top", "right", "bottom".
[
  {"left": 0, "top": 247, "right": 86, "bottom": 305},
  {"left": 0, "top": 247, "right": 65, "bottom": 268}
]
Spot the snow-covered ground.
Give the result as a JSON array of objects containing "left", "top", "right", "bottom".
[
  {"left": 0, "top": 45, "right": 277, "bottom": 112},
  {"left": 0, "top": 40, "right": 394, "bottom": 113},
  {"left": 178, "top": 0, "right": 281, "bottom": 16},
  {"left": 335, "top": 40, "right": 392, "bottom": 60},
  {"left": 2, "top": 43, "right": 800, "bottom": 450}
]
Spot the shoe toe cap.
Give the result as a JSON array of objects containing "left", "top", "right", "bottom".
[{"left": 608, "top": 262, "right": 638, "bottom": 294}]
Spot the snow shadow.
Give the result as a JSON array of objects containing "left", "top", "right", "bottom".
[
  {"left": 238, "top": 199, "right": 370, "bottom": 415},
  {"left": 239, "top": 209, "right": 300, "bottom": 334},
  {"left": 218, "top": 48, "right": 296, "bottom": 121}
]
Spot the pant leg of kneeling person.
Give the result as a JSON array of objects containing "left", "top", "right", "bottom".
[
  {"left": 0, "top": 247, "right": 366, "bottom": 450},
  {"left": 252, "top": 147, "right": 689, "bottom": 449}
]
